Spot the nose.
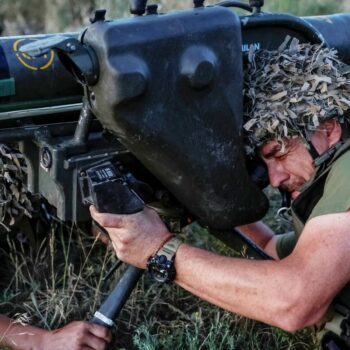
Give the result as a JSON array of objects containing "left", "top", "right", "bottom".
[{"left": 267, "top": 162, "right": 289, "bottom": 188}]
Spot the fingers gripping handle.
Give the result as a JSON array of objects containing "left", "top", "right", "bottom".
[
  {"left": 79, "top": 160, "right": 145, "bottom": 328},
  {"left": 90, "top": 266, "right": 144, "bottom": 328},
  {"left": 79, "top": 160, "right": 144, "bottom": 214}
]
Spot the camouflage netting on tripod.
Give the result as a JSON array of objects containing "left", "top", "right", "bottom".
[
  {"left": 0, "top": 144, "right": 34, "bottom": 232},
  {"left": 243, "top": 37, "right": 350, "bottom": 155}
]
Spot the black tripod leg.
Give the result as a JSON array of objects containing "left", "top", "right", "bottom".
[{"left": 91, "top": 265, "right": 144, "bottom": 328}]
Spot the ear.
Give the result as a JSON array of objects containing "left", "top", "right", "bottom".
[{"left": 320, "top": 119, "right": 342, "bottom": 147}]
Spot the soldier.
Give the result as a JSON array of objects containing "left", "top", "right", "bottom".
[{"left": 92, "top": 41, "right": 350, "bottom": 349}]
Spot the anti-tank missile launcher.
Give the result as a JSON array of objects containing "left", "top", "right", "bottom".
[{"left": 2, "top": 0, "right": 350, "bottom": 233}]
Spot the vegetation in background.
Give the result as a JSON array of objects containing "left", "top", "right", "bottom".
[
  {"left": 0, "top": 0, "right": 348, "bottom": 35},
  {"left": 0, "top": 0, "right": 348, "bottom": 349},
  {"left": 263, "top": 0, "right": 346, "bottom": 16}
]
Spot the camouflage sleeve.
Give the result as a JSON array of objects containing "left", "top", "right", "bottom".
[
  {"left": 309, "top": 151, "right": 350, "bottom": 220},
  {"left": 276, "top": 231, "right": 297, "bottom": 259}
]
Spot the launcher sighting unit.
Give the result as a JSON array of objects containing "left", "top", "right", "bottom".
[{"left": 1, "top": 0, "right": 350, "bottom": 327}]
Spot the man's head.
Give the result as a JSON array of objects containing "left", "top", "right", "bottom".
[
  {"left": 260, "top": 119, "right": 342, "bottom": 198},
  {"left": 243, "top": 38, "right": 350, "bottom": 195}
]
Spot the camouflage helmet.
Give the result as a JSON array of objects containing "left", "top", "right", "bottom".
[{"left": 243, "top": 37, "right": 350, "bottom": 155}]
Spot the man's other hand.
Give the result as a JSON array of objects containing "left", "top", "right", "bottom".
[
  {"left": 41, "top": 321, "right": 111, "bottom": 350},
  {"left": 90, "top": 206, "right": 173, "bottom": 268}
]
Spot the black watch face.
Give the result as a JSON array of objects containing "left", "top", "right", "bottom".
[{"left": 147, "top": 255, "right": 175, "bottom": 283}]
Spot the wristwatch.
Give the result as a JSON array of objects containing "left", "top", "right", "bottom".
[{"left": 147, "top": 237, "right": 182, "bottom": 283}]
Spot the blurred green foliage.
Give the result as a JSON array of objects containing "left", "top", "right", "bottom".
[
  {"left": 263, "top": 0, "right": 345, "bottom": 16},
  {"left": 0, "top": 0, "right": 348, "bottom": 35}
]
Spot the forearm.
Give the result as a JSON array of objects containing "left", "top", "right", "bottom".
[
  {"left": 174, "top": 244, "right": 315, "bottom": 331},
  {"left": 0, "top": 315, "right": 46, "bottom": 350},
  {"left": 91, "top": 208, "right": 347, "bottom": 333},
  {"left": 237, "top": 221, "right": 274, "bottom": 248},
  {"left": 237, "top": 221, "right": 279, "bottom": 259}
]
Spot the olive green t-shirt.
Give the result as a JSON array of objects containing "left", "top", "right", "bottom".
[{"left": 276, "top": 151, "right": 350, "bottom": 259}]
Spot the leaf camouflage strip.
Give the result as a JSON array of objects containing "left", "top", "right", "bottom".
[
  {"left": 0, "top": 144, "right": 34, "bottom": 232},
  {"left": 243, "top": 36, "right": 350, "bottom": 155}
]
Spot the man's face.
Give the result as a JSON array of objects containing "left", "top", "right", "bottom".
[{"left": 260, "top": 138, "right": 315, "bottom": 199}]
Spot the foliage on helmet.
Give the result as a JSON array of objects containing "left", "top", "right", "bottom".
[{"left": 243, "top": 37, "right": 350, "bottom": 155}]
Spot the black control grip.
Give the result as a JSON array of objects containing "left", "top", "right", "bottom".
[
  {"left": 79, "top": 160, "right": 144, "bottom": 214},
  {"left": 79, "top": 160, "right": 145, "bottom": 328}
]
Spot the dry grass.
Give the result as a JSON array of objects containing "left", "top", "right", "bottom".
[
  {"left": 0, "top": 1, "right": 340, "bottom": 348},
  {"left": 0, "top": 212, "right": 317, "bottom": 349}
]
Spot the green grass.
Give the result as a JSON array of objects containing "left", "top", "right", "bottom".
[
  {"left": 0, "top": 0, "right": 341, "bottom": 346},
  {"left": 0, "top": 209, "right": 318, "bottom": 349}
]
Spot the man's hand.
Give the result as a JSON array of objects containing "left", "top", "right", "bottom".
[
  {"left": 0, "top": 315, "right": 111, "bottom": 350},
  {"left": 91, "top": 221, "right": 112, "bottom": 247},
  {"left": 41, "top": 321, "right": 111, "bottom": 350},
  {"left": 90, "top": 206, "right": 173, "bottom": 268}
]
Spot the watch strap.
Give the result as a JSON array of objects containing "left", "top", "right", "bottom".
[{"left": 156, "top": 237, "right": 182, "bottom": 260}]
